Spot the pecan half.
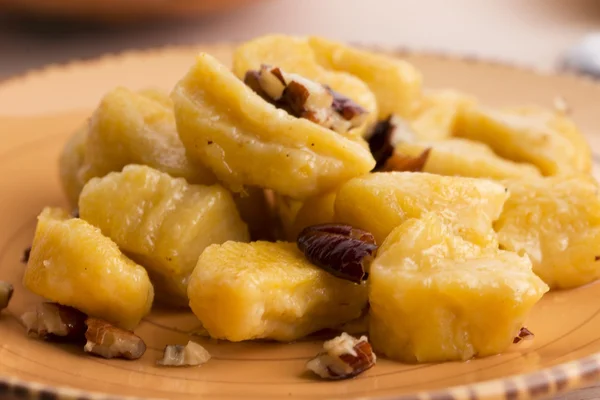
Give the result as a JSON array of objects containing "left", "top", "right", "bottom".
[
  {"left": 244, "top": 65, "right": 368, "bottom": 134},
  {"left": 157, "top": 341, "right": 211, "bottom": 367},
  {"left": 297, "top": 224, "right": 377, "bottom": 283},
  {"left": 21, "top": 303, "right": 87, "bottom": 342},
  {"left": 0, "top": 281, "right": 13, "bottom": 310},
  {"left": 368, "top": 115, "right": 416, "bottom": 170},
  {"left": 306, "top": 332, "right": 376, "bottom": 380},
  {"left": 84, "top": 318, "right": 146, "bottom": 360},
  {"left": 513, "top": 327, "right": 535, "bottom": 344},
  {"left": 380, "top": 148, "right": 431, "bottom": 172}
]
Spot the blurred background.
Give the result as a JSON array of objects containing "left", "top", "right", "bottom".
[{"left": 0, "top": 0, "right": 599, "bottom": 80}]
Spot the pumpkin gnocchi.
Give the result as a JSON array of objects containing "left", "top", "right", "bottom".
[{"left": 18, "top": 35, "right": 596, "bottom": 369}]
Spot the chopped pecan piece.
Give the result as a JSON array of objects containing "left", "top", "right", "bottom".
[
  {"left": 297, "top": 224, "right": 377, "bottom": 283},
  {"left": 21, "top": 303, "right": 87, "bottom": 342},
  {"left": 368, "top": 115, "right": 416, "bottom": 170},
  {"left": 380, "top": 148, "right": 432, "bottom": 172},
  {"left": 244, "top": 65, "right": 368, "bottom": 134},
  {"left": 84, "top": 318, "right": 146, "bottom": 360},
  {"left": 0, "top": 281, "right": 13, "bottom": 310},
  {"left": 157, "top": 341, "right": 211, "bottom": 367},
  {"left": 306, "top": 332, "right": 376, "bottom": 380},
  {"left": 513, "top": 327, "right": 535, "bottom": 343}
]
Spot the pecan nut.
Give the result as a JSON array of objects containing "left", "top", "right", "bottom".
[
  {"left": 245, "top": 65, "right": 368, "bottom": 134},
  {"left": 380, "top": 148, "right": 431, "bottom": 172},
  {"left": 306, "top": 332, "right": 376, "bottom": 380},
  {"left": 84, "top": 318, "right": 146, "bottom": 360},
  {"left": 0, "top": 281, "right": 13, "bottom": 310},
  {"left": 297, "top": 224, "right": 377, "bottom": 283},
  {"left": 157, "top": 341, "right": 211, "bottom": 367},
  {"left": 21, "top": 303, "right": 87, "bottom": 342},
  {"left": 513, "top": 327, "right": 534, "bottom": 344},
  {"left": 368, "top": 115, "right": 416, "bottom": 170}
]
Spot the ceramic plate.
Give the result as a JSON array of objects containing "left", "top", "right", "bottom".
[{"left": 1, "top": 45, "right": 600, "bottom": 400}]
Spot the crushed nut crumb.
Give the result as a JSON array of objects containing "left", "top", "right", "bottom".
[
  {"left": 306, "top": 332, "right": 376, "bottom": 380},
  {"left": 84, "top": 318, "right": 146, "bottom": 360},
  {"left": 21, "top": 303, "right": 87, "bottom": 342},
  {"left": 513, "top": 327, "right": 535, "bottom": 343},
  {"left": 157, "top": 341, "right": 211, "bottom": 367},
  {"left": 245, "top": 65, "right": 368, "bottom": 134}
]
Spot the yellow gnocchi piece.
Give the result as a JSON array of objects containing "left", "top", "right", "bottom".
[
  {"left": 496, "top": 175, "right": 600, "bottom": 289},
  {"left": 81, "top": 87, "right": 216, "bottom": 185},
  {"left": 395, "top": 138, "right": 541, "bottom": 180},
  {"left": 410, "top": 89, "right": 477, "bottom": 141},
  {"left": 79, "top": 165, "right": 249, "bottom": 305},
  {"left": 370, "top": 213, "right": 548, "bottom": 362},
  {"left": 334, "top": 172, "right": 508, "bottom": 247},
  {"left": 188, "top": 241, "right": 368, "bottom": 342},
  {"left": 24, "top": 208, "right": 154, "bottom": 330},
  {"left": 308, "top": 36, "right": 422, "bottom": 119},
  {"left": 454, "top": 105, "right": 592, "bottom": 176},
  {"left": 171, "top": 53, "right": 375, "bottom": 199}
]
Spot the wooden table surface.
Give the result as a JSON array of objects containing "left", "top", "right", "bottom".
[{"left": 0, "top": 1, "right": 599, "bottom": 399}]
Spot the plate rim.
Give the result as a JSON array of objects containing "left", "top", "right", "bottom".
[{"left": 1, "top": 44, "right": 600, "bottom": 400}]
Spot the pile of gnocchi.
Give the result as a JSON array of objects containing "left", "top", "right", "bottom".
[{"left": 8, "top": 35, "right": 600, "bottom": 377}]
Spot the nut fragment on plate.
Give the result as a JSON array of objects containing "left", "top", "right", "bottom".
[
  {"left": 21, "top": 303, "right": 87, "bottom": 342},
  {"left": 157, "top": 341, "right": 211, "bottom": 367},
  {"left": 513, "top": 327, "right": 535, "bottom": 344},
  {"left": 0, "top": 281, "right": 13, "bottom": 310},
  {"left": 368, "top": 115, "right": 416, "bottom": 169},
  {"left": 297, "top": 224, "right": 377, "bottom": 283},
  {"left": 84, "top": 318, "right": 146, "bottom": 360},
  {"left": 306, "top": 332, "right": 376, "bottom": 380},
  {"left": 244, "top": 65, "right": 368, "bottom": 134},
  {"left": 380, "top": 148, "right": 432, "bottom": 173},
  {"left": 553, "top": 95, "right": 570, "bottom": 114}
]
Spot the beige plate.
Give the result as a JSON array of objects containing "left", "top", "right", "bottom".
[{"left": 1, "top": 44, "right": 600, "bottom": 400}]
